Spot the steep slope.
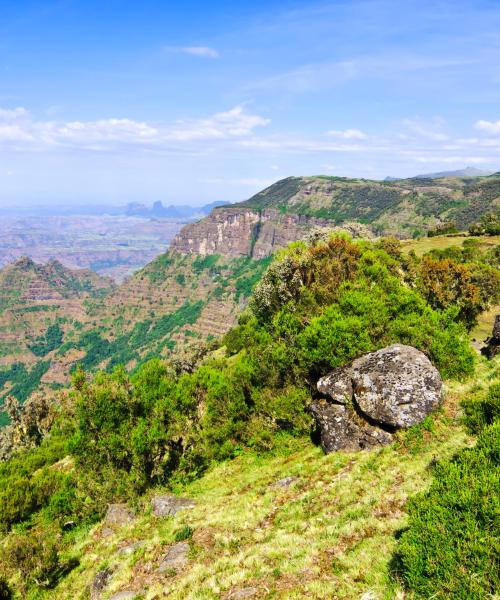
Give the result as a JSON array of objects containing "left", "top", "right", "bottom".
[
  {"left": 0, "top": 252, "right": 271, "bottom": 421},
  {"left": 1, "top": 230, "right": 497, "bottom": 599},
  {"left": 172, "top": 174, "right": 500, "bottom": 257},
  {"left": 0, "top": 259, "right": 115, "bottom": 423},
  {"left": 1, "top": 172, "right": 499, "bottom": 417}
]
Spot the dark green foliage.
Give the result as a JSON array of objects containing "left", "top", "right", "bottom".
[
  {"left": 0, "top": 528, "right": 62, "bottom": 593},
  {"left": 469, "top": 211, "right": 500, "bottom": 236},
  {"left": 0, "top": 435, "right": 69, "bottom": 529},
  {"left": 427, "top": 221, "right": 458, "bottom": 237},
  {"left": 242, "top": 237, "right": 475, "bottom": 382},
  {"left": 397, "top": 417, "right": 500, "bottom": 599},
  {"left": 0, "top": 577, "right": 12, "bottom": 599},
  {"left": 174, "top": 525, "right": 193, "bottom": 542},
  {"left": 62, "top": 301, "right": 204, "bottom": 373},
  {"left": 462, "top": 382, "right": 500, "bottom": 435},
  {"left": 29, "top": 323, "right": 64, "bottom": 357},
  {"left": 234, "top": 176, "right": 303, "bottom": 210},
  {"left": 0, "top": 361, "right": 51, "bottom": 412},
  {"left": 192, "top": 254, "right": 220, "bottom": 273},
  {"left": 145, "top": 253, "right": 173, "bottom": 283}
]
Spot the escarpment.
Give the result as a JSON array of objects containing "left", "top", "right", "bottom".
[
  {"left": 170, "top": 206, "right": 372, "bottom": 259},
  {"left": 171, "top": 173, "right": 500, "bottom": 258}
]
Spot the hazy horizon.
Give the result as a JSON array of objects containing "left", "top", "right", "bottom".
[{"left": 1, "top": 0, "right": 500, "bottom": 207}]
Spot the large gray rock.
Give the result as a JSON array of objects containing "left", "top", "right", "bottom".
[
  {"left": 314, "top": 344, "right": 442, "bottom": 452},
  {"left": 151, "top": 494, "right": 195, "bottom": 517},
  {"left": 104, "top": 503, "right": 135, "bottom": 527},
  {"left": 311, "top": 400, "right": 393, "bottom": 453}
]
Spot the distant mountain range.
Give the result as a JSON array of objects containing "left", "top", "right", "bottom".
[
  {"left": 385, "top": 167, "right": 495, "bottom": 181},
  {"left": 125, "top": 200, "right": 229, "bottom": 218},
  {"left": 0, "top": 200, "right": 229, "bottom": 219}
]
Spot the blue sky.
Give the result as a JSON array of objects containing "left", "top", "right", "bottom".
[{"left": 1, "top": 0, "right": 500, "bottom": 206}]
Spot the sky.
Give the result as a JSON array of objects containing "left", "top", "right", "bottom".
[{"left": 1, "top": 0, "right": 500, "bottom": 207}]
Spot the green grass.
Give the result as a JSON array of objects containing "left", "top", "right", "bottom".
[
  {"left": 401, "top": 234, "right": 500, "bottom": 256},
  {"left": 44, "top": 362, "right": 494, "bottom": 600}
]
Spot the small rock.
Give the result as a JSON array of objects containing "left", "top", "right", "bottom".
[
  {"left": 226, "top": 588, "right": 259, "bottom": 599},
  {"left": 89, "top": 568, "right": 113, "bottom": 600},
  {"left": 158, "top": 541, "right": 190, "bottom": 573},
  {"left": 101, "top": 527, "right": 115, "bottom": 538},
  {"left": 270, "top": 476, "right": 299, "bottom": 489},
  {"left": 119, "top": 540, "right": 147, "bottom": 556},
  {"left": 109, "top": 592, "right": 140, "bottom": 600},
  {"left": 311, "top": 400, "right": 393, "bottom": 453},
  {"left": 151, "top": 494, "right": 195, "bottom": 517},
  {"left": 105, "top": 503, "right": 135, "bottom": 527}
]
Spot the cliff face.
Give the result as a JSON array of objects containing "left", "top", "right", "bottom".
[{"left": 170, "top": 207, "right": 370, "bottom": 259}]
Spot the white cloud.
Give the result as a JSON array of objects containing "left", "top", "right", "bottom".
[
  {"left": 168, "top": 106, "right": 270, "bottom": 141},
  {"left": 326, "top": 128, "right": 367, "bottom": 140},
  {"left": 0, "top": 105, "right": 269, "bottom": 152},
  {"left": 165, "top": 46, "right": 220, "bottom": 59},
  {"left": 475, "top": 119, "right": 500, "bottom": 135}
]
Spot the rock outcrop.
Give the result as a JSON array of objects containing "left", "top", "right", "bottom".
[
  {"left": 170, "top": 207, "right": 371, "bottom": 259},
  {"left": 313, "top": 344, "right": 442, "bottom": 453},
  {"left": 151, "top": 494, "right": 195, "bottom": 517},
  {"left": 158, "top": 541, "right": 190, "bottom": 573}
]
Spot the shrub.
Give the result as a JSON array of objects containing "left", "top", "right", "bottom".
[
  {"left": 0, "top": 529, "right": 61, "bottom": 593},
  {"left": 0, "top": 577, "right": 12, "bottom": 600},
  {"left": 462, "top": 381, "right": 500, "bottom": 434},
  {"left": 396, "top": 382, "right": 500, "bottom": 599}
]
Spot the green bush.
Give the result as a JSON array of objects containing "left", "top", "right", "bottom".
[
  {"left": 0, "top": 578, "right": 12, "bottom": 600},
  {"left": 462, "top": 382, "right": 500, "bottom": 434},
  {"left": 0, "top": 529, "right": 62, "bottom": 593},
  {"left": 397, "top": 381, "right": 500, "bottom": 599}
]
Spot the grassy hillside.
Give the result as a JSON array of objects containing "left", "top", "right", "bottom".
[
  {"left": 230, "top": 174, "right": 500, "bottom": 237},
  {"left": 49, "top": 376, "right": 474, "bottom": 600},
  {"left": 0, "top": 232, "right": 498, "bottom": 598}
]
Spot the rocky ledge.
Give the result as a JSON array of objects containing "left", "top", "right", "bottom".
[{"left": 312, "top": 344, "right": 442, "bottom": 452}]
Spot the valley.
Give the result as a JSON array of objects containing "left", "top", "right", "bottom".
[
  {"left": 0, "top": 215, "right": 184, "bottom": 282},
  {"left": 0, "top": 172, "right": 498, "bottom": 428}
]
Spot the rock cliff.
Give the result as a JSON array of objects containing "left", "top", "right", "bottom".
[
  {"left": 171, "top": 173, "right": 500, "bottom": 258},
  {"left": 170, "top": 207, "right": 371, "bottom": 259}
]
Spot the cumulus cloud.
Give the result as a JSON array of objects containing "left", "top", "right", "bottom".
[
  {"left": 0, "top": 105, "right": 269, "bottom": 152},
  {"left": 475, "top": 119, "right": 500, "bottom": 135},
  {"left": 326, "top": 128, "right": 367, "bottom": 140},
  {"left": 165, "top": 46, "right": 220, "bottom": 59}
]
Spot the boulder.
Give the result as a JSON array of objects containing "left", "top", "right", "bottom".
[
  {"left": 314, "top": 344, "right": 442, "bottom": 452},
  {"left": 482, "top": 315, "right": 500, "bottom": 358},
  {"left": 151, "top": 494, "right": 195, "bottom": 517},
  {"left": 104, "top": 503, "right": 135, "bottom": 528},
  {"left": 158, "top": 541, "right": 190, "bottom": 573},
  {"left": 311, "top": 400, "right": 393, "bottom": 453}
]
